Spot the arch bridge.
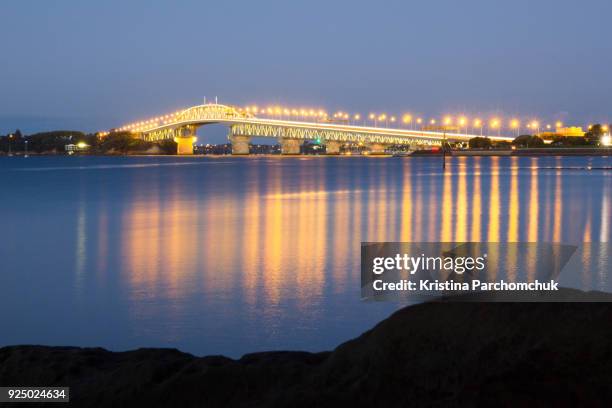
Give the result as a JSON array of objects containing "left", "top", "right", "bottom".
[{"left": 124, "top": 103, "right": 512, "bottom": 155}]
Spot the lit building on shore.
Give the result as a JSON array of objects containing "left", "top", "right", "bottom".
[
  {"left": 538, "top": 126, "right": 585, "bottom": 143},
  {"left": 65, "top": 142, "right": 90, "bottom": 154}
]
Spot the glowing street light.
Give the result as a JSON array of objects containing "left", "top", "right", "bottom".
[
  {"left": 555, "top": 121, "right": 563, "bottom": 129},
  {"left": 473, "top": 118, "right": 482, "bottom": 132},
  {"left": 490, "top": 118, "right": 501, "bottom": 136},
  {"left": 402, "top": 114, "right": 413, "bottom": 129},
  {"left": 8, "top": 133, "right": 13, "bottom": 156},
  {"left": 510, "top": 119, "right": 520, "bottom": 136},
  {"left": 379, "top": 113, "right": 387, "bottom": 127},
  {"left": 458, "top": 116, "right": 467, "bottom": 133}
]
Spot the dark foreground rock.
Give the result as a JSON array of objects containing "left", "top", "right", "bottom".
[{"left": 2, "top": 288, "right": 612, "bottom": 407}]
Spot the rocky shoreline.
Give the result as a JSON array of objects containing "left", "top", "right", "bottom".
[{"left": 2, "top": 288, "right": 612, "bottom": 407}]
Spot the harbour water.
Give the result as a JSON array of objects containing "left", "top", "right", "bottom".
[{"left": 0, "top": 155, "right": 610, "bottom": 357}]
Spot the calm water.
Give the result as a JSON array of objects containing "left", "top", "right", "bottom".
[{"left": 0, "top": 155, "right": 611, "bottom": 357}]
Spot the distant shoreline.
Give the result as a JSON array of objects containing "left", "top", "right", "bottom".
[{"left": 1, "top": 148, "right": 611, "bottom": 158}]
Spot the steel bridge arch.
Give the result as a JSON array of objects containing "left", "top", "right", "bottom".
[{"left": 141, "top": 104, "right": 250, "bottom": 141}]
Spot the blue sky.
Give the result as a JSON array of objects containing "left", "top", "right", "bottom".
[{"left": 2, "top": 0, "right": 611, "bottom": 141}]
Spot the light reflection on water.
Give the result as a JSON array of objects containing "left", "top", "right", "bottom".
[{"left": 0, "top": 155, "right": 610, "bottom": 357}]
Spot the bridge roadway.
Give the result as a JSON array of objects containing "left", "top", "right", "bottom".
[{"left": 124, "top": 103, "right": 513, "bottom": 155}]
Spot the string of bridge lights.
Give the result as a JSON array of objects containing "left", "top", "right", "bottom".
[
  {"left": 109, "top": 110, "right": 186, "bottom": 134},
  {"left": 241, "top": 106, "right": 563, "bottom": 134},
  {"left": 104, "top": 103, "right": 609, "bottom": 136}
]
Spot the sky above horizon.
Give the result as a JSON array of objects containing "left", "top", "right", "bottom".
[{"left": 2, "top": 0, "right": 612, "bottom": 141}]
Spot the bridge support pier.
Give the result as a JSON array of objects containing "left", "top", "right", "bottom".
[
  {"left": 175, "top": 136, "right": 196, "bottom": 155},
  {"left": 278, "top": 137, "right": 302, "bottom": 155},
  {"left": 174, "top": 125, "right": 197, "bottom": 155},
  {"left": 325, "top": 141, "right": 341, "bottom": 155},
  {"left": 229, "top": 134, "right": 251, "bottom": 155},
  {"left": 367, "top": 143, "right": 387, "bottom": 155}
]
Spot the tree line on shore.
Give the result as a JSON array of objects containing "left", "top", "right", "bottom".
[
  {"left": 469, "top": 124, "right": 609, "bottom": 149},
  {"left": 0, "top": 130, "right": 177, "bottom": 155}
]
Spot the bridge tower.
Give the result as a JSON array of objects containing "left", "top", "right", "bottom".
[
  {"left": 325, "top": 141, "right": 341, "bottom": 155},
  {"left": 367, "top": 143, "right": 387, "bottom": 155},
  {"left": 278, "top": 138, "right": 302, "bottom": 155},
  {"left": 228, "top": 134, "right": 251, "bottom": 155},
  {"left": 174, "top": 125, "right": 197, "bottom": 155}
]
